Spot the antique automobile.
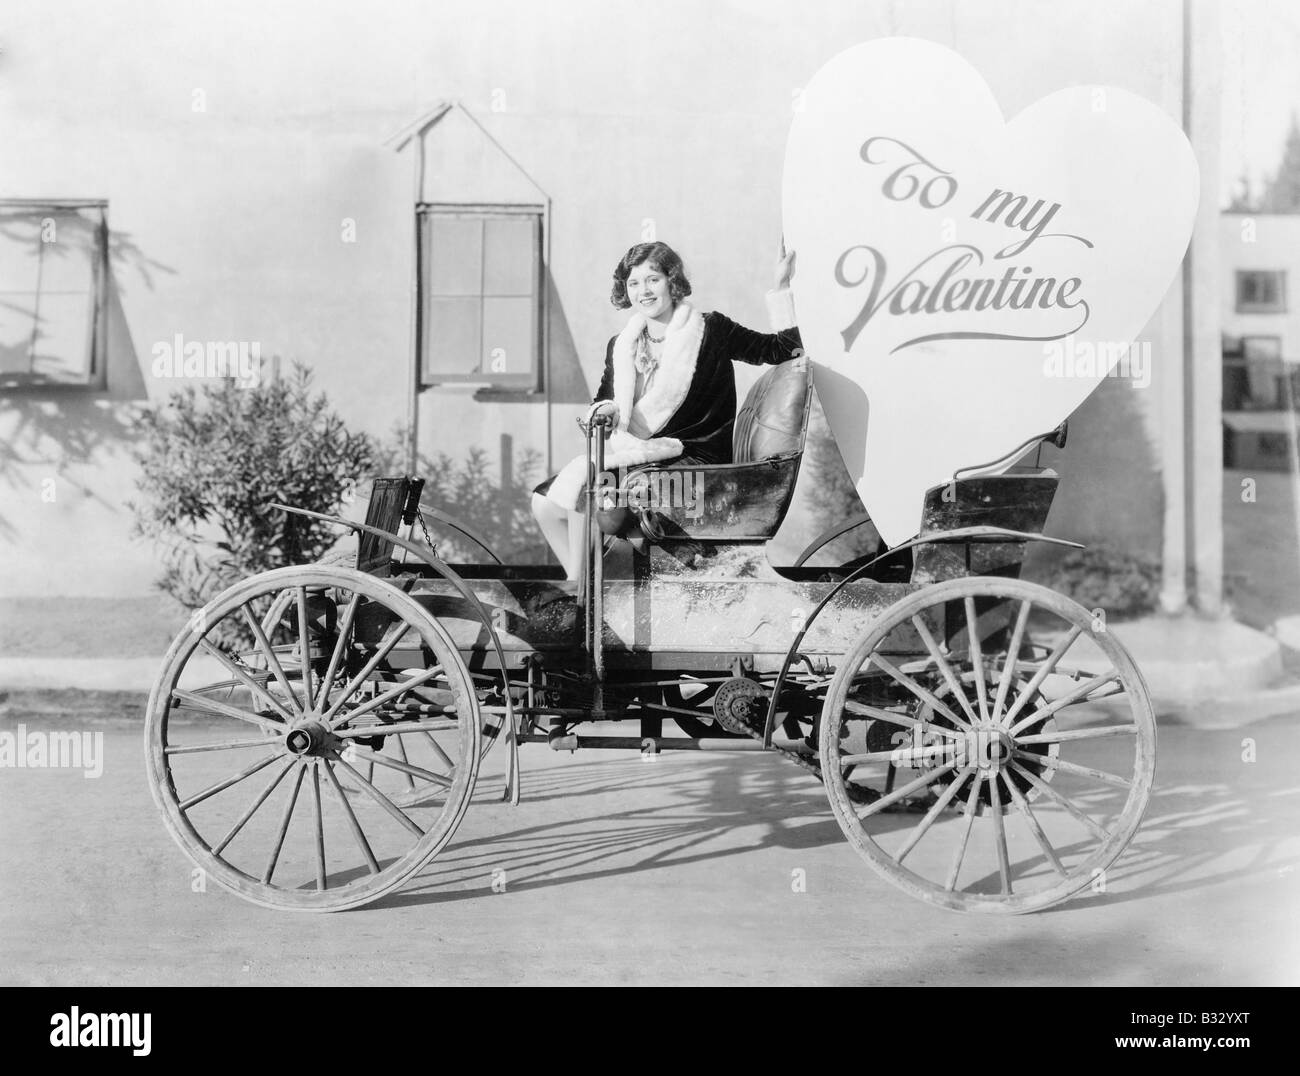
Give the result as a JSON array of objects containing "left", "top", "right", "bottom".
[{"left": 144, "top": 354, "right": 1155, "bottom": 914}]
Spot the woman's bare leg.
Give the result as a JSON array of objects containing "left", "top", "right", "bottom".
[
  {"left": 564, "top": 510, "right": 588, "bottom": 581},
  {"left": 531, "top": 494, "right": 591, "bottom": 581},
  {"left": 531, "top": 493, "right": 570, "bottom": 568}
]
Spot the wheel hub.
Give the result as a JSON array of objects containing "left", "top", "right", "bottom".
[
  {"left": 885, "top": 722, "right": 1014, "bottom": 773},
  {"left": 284, "top": 721, "right": 332, "bottom": 757},
  {"left": 967, "top": 724, "right": 1014, "bottom": 775}
]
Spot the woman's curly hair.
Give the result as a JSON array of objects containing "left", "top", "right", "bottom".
[{"left": 610, "top": 242, "right": 692, "bottom": 309}]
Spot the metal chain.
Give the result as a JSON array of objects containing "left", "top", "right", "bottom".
[
  {"left": 728, "top": 707, "right": 825, "bottom": 780},
  {"left": 415, "top": 509, "right": 439, "bottom": 556}
]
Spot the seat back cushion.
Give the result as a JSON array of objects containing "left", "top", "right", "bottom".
[{"left": 732, "top": 355, "right": 810, "bottom": 464}]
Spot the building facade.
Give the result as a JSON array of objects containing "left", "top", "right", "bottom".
[{"left": 1221, "top": 212, "right": 1300, "bottom": 471}]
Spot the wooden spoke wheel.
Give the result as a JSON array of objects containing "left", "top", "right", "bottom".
[
  {"left": 145, "top": 565, "right": 481, "bottom": 912},
  {"left": 819, "top": 576, "right": 1155, "bottom": 914}
]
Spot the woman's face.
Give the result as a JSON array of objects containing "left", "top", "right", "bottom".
[{"left": 625, "top": 261, "right": 673, "bottom": 319}]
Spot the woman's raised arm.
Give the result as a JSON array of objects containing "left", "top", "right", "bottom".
[
  {"left": 718, "top": 242, "right": 801, "bottom": 365},
  {"left": 709, "top": 309, "right": 802, "bottom": 366}
]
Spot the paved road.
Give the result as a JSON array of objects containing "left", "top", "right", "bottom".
[{"left": 2, "top": 709, "right": 1298, "bottom": 986}]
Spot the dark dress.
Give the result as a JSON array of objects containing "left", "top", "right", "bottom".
[{"left": 534, "top": 311, "right": 803, "bottom": 498}]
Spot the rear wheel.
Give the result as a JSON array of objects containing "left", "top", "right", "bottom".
[
  {"left": 820, "top": 577, "right": 1155, "bottom": 914},
  {"left": 145, "top": 565, "right": 481, "bottom": 911}
]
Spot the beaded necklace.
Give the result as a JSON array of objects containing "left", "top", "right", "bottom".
[{"left": 634, "top": 323, "right": 665, "bottom": 378}]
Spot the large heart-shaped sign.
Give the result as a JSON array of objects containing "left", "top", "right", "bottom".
[{"left": 783, "top": 38, "right": 1199, "bottom": 545}]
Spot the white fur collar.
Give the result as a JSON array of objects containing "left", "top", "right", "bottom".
[{"left": 611, "top": 301, "right": 705, "bottom": 438}]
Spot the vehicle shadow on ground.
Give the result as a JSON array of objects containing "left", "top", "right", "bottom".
[
  {"left": 371, "top": 754, "right": 843, "bottom": 907},
  {"left": 374, "top": 727, "right": 1300, "bottom": 912},
  {"left": 1065, "top": 775, "right": 1300, "bottom": 910},
  {"left": 373, "top": 752, "right": 973, "bottom": 909}
]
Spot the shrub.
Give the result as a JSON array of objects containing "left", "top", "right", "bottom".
[
  {"left": 130, "top": 364, "right": 377, "bottom": 630},
  {"left": 1046, "top": 543, "right": 1161, "bottom": 620}
]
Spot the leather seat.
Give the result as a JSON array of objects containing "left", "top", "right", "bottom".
[{"left": 732, "top": 355, "right": 810, "bottom": 464}]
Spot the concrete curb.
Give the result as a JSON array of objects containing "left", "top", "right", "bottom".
[
  {"left": 1109, "top": 615, "right": 1294, "bottom": 729},
  {"left": 1111, "top": 615, "right": 1282, "bottom": 694},
  {"left": 1153, "top": 682, "right": 1300, "bottom": 730},
  {"left": 0, "top": 658, "right": 162, "bottom": 694}
]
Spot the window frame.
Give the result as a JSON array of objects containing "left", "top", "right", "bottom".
[
  {"left": 0, "top": 198, "right": 110, "bottom": 393},
  {"left": 1234, "top": 269, "right": 1287, "bottom": 314},
  {"left": 1241, "top": 335, "right": 1283, "bottom": 361},
  {"left": 1241, "top": 334, "right": 1288, "bottom": 410},
  {"left": 416, "top": 202, "right": 545, "bottom": 391}
]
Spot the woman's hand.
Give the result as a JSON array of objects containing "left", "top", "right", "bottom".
[
  {"left": 587, "top": 399, "right": 620, "bottom": 428},
  {"left": 774, "top": 238, "right": 796, "bottom": 290}
]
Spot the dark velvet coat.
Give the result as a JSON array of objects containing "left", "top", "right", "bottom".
[{"left": 593, "top": 312, "right": 803, "bottom": 464}]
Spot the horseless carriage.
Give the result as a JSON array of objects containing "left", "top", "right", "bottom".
[{"left": 145, "top": 355, "right": 1156, "bottom": 914}]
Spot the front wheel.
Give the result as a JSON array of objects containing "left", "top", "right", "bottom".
[
  {"left": 145, "top": 565, "right": 482, "bottom": 912},
  {"left": 820, "top": 576, "right": 1155, "bottom": 914}
]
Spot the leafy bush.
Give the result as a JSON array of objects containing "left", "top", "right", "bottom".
[
  {"left": 1046, "top": 543, "right": 1161, "bottom": 620},
  {"left": 130, "top": 365, "right": 377, "bottom": 625}
]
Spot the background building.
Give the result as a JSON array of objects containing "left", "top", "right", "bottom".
[{"left": 1221, "top": 212, "right": 1300, "bottom": 470}]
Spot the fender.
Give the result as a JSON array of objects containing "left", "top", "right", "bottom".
[
  {"left": 793, "top": 512, "right": 875, "bottom": 569},
  {"left": 762, "top": 526, "right": 1084, "bottom": 747},
  {"left": 270, "top": 503, "right": 520, "bottom": 804}
]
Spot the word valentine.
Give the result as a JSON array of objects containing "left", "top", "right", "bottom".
[{"left": 836, "top": 135, "right": 1093, "bottom": 354}]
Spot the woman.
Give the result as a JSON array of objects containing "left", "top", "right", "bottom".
[{"left": 532, "top": 240, "right": 801, "bottom": 578}]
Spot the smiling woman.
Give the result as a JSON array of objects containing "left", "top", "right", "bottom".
[{"left": 530, "top": 239, "right": 803, "bottom": 578}]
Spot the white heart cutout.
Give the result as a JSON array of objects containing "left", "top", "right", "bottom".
[{"left": 783, "top": 37, "right": 1200, "bottom": 546}]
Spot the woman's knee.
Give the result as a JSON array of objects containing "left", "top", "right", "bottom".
[{"left": 531, "top": 491, "right": 556, "bottom": 520}]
